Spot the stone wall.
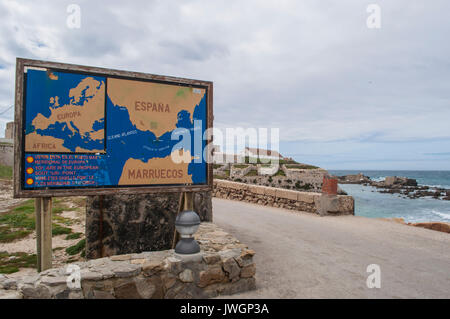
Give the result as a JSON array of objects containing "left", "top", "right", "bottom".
[
  {"left": 0, "top": 223, "right": 256, "bottom": 299},
  {"left": 215, "top": 164, "right": 331, "bottom": 193},
  {"left": 230, "top": 165, "right": 253, "bottom": 178},
  {"left": 213, "top": 180, "right": 354, "bottom": 216},
  {"left": 281, "top": 166, "right": 328, "bottom": 190},
  {"left": 258, "top": 165, "right": 279, "bottom": 176},
  {"left": 86, "top": 191, "right": 212, "bottom": 259},
  {"left": 0, "top": 142, "right": 13, "bottom": 167}
]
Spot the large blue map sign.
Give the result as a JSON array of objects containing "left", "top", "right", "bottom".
[{"left": 21, "top": 67, "right": 209, "bottom": 191}]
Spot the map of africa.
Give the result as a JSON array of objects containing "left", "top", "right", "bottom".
[{"left": 23, "top": 69, "right": 208, "bottom": 189}]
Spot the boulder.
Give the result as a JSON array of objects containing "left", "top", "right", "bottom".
[
  {"left": 86, "top": 191, "right": 212, "bottom": 259},
  {"left": 384, "top": 176, "right": 417, "bottom": 187},
  {"left": 409, "top": 222, "right": 450, "bottom": 234}
]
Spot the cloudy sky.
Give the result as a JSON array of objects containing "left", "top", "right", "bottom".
[{"left": 0, "top": 0, "right": 449, "bottom": 170}]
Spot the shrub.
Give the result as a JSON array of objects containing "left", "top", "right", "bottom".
[{"left": 66, "top": 239, "right": 86, "bottom": 256}]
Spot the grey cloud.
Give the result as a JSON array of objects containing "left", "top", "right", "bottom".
[{"left": 0, "top": 0, "right": 450, "bottom": 168}]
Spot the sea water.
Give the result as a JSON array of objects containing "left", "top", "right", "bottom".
[{"left": 329, "top": 170, "right": 450, "bottom": 223}]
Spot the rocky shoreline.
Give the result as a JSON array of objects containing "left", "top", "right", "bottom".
[{"left": 335, "top": 173, "right": 450, "bottom": 201}]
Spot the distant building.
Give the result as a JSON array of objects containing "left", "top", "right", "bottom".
[
  {"left": 5, "top": 122, "right": 14, "bottom": 139},
  {"left": 242, "top": 147, "right": 283, "bottom": 161}
]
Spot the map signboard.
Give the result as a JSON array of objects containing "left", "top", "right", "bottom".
[{"left": 13, "top": 58, "right": 213, "bottom": 197}]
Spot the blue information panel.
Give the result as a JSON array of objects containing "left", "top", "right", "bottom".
[{"left": 17, "top": 61, "right": 211, "bottom": 196}]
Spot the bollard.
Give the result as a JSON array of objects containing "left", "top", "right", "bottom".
[{"left": 322, "top": 176, "right": 338, "bottom": 196}]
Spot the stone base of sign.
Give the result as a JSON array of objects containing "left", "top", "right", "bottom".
[
  {"left": 0, "top": 223, "right": 256, "bottom": 299},
  {"left": 85, "top": 191, "right": 212, "bottom": 259}
]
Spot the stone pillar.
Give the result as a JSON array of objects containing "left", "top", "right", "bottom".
[
  {"left": 322, "top": 176, "right": 338, "bottom": 195},
  {"left": 85, "top": 191, "right": 212, "bottom": 259}
]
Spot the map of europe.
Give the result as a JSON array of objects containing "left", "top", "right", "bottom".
[{"left": 23, "top": 69, "right": 207, "bottom": 189}]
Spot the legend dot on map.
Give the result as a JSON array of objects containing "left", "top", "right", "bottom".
[
  {"left": 26, "top": 156, "right": 34, "bottom": 163},
  {"left": 26, "top": 178, "right": 34, "bottom": 185},
  {"left": 26, "top": 167, "right": 34, "bottom": 174}
]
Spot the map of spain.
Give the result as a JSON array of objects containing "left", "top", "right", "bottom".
[{"left": 25, "top": 69, "right": 105, "bottom": 153}]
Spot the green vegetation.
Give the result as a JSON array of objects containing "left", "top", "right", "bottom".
[
  {"left": 295, "top": 181, "right": 313, "bottom": 190},
  {"left": 245, "top": 170, "right": 258, "bottom": 176},
  {"left": 0, "top": 228, "right": 32, "bottom": 243},
  {"left": 286, "top": 164, "right": 319, "bottom": 170},
  {"left": 66, "top": 239, "right": 85, "bottom": 256},
  {"left": 0, "top": 198, "right": 80, "bottom": 243},
  {"left": 52, "top": 224, "right": 72, "bottom": 236},
  {"left": 0, "top": 164, "right": 12, "bottom": 179},
  {"left": 213, "top": 164, "right": 224, "bottom": 169},
  {"left": 52, "top": 214, "right": 74, "bottom": 226},
  {"left": 274, "top": 169, "right": 286, "bottom": 177},
  {"left": 65, "top": 232, "right": 82, "bottom": 240},
  {"left": 0, "top": 200, "right": 36, "bottom": 242},
  {"left": 0, "top": 251, "right": 37, "bottom": 274},
  {"left": 213, "top": 175, "right": 227, "bottom": 180},
  {"left": 244, "top": 157, "right": 298, "bottom": 165},
  {"left": 233, "top": 164, "right": 249, "bottom": 169},
  {"left": 11, "top": 200, "right": 35, "bottom": 214}
]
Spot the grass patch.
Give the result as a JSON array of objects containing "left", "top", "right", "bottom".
[
  {"left": 0, "top": 199, "right": 81, "bottom": 242},
  {"left": 53, "top": 215, "right": 74, "bottom": 226},
  {"left": 65, "top": 232, "right": 82, "bottom": 240},
  {"left": 0, "top": 251, "right": 37, "bottom": 274},
  {"left": 233, "top": 164, "right": 249, "bottom": 169},
  {"left": 0, "top": 208, "right": 35, "bottom": 230},
  {"left": 274, "top": 169, "right": 286, "bottom": 176},
  {"left": 52, "top": 224, "right": 72, "bottom": 236},
  {"left": 0, "top": 201, "right": 36, "bottom": 243},
  {"left": 245, "top": 170, "right": 258, "bottom": 176},
  {"left": 244, "top": 157, "right": 298, "bottom": 165},
  {"left": 0, "top": 164, "right": 12, "bottom": 179},
  {"left": 213, "top": 175, "right": 227, "bottom": 180},
  {"left": 0, "top": 227, "right": 32, "bottom": 243},
  {"left": 285, "top": 164, "right": 319, "bottom": 169},
  {"left": 12, "top": 200, "right": 35, "bottom": 214},
  {"left": 66, "top": 239, "right": 85, "bottom": 256},
  {"left": 213, "top": 164, "right": 224, "bottom": 169}
]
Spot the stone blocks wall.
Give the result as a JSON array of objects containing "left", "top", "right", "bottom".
[
  {"left": 0, "top": 142, "right": 13, "bottom": 167},
  {"left": 213, "top": 180, "right": 354, "bottom": 216},
  {"left": 86, "top": 191, "right": 212, "bottom": 259},
  {"left": 0, "top": 223, "right": 256, "bottom": 299}
]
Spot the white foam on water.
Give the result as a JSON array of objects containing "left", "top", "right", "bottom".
[
  {"left": 430, "top": 210, "right": 450, "bottom": 221},
  {"left": 424, "top": 184, "right": 449, "bottom": 189}
]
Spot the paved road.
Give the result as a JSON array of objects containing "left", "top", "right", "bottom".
[{"left": 213, "top": 198, "right": 450, "bottom": 298}]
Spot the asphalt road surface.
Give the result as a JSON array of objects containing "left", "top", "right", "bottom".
[{"left": 213, "top": 198, "right": 450, "bottom": 298}]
